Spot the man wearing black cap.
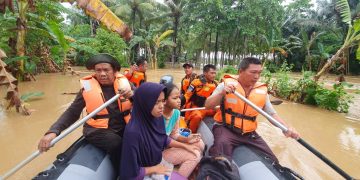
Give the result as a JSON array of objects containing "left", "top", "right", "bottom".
[
  {"left": 180, "top": 62, "right": 197, "bottom": 95},
  {"left": 37, "top": 53, "right": 133, "bottom": 171}
]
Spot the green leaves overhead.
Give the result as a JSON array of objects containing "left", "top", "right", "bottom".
[
  {"left": 336, "top": 0, "right": 352, "bottom": 27},
  {"left": 44, "top": 20, "right": 70, "bottom": 52},
  {"left": 354, "top": 19, "right": 360, "bottom": 32}
]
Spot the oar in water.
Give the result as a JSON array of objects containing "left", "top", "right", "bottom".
[
  {"left": 270, "top": 99, "right": 283, "bottom": 105},
  {"left": 0, "top": 94, "right": 121, "bottom": 180},
  {"left": 233, "top": 91, "right": 354, "bottom": 180}
]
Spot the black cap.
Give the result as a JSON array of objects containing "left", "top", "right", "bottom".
[
  {"left": 85, "top": 53, "right": 121, "bottom": 71},
  {"left": 182, "top": 62, "right": 193, "bottom": 68}
]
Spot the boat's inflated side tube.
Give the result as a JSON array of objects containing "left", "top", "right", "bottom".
[
  {"left": 198, "top": 117, "right": 303, "bottom": 180},
  {"left": 33, "top": 137, "right": 115, "bottom": 180}
]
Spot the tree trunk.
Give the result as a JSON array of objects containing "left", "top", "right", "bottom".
[
  {"left": 171, "top": 15, "right": 179, "bottom": 67},
  {"left": 153, "top": 47, "right": 158, "bottom": 70},
  {"left": 146, "top": 46, "right": 154, "bottom": 69},
  {"left": 131, "top": 8, "right": 136, "bottom": 34},
  {"left": 195, "top": 50, "right": 201, "bottom": 66},
  {"left": 343, "top": 47, "right": 349, "bottom": 75},
  {"left": 207, "top": 32, "right": 212, "bottom": 65},
  {"left": 178, "top": 40, "right": 181, "bottom": 61},
  {"left": 315, "top": 46, "right": 345, "bottom": 81},
  {"left": 214, "top": 31, "right": 219, "bottom": 66},
  {"left": 15, "top": 0, "right": 29, "bottom": 81}
]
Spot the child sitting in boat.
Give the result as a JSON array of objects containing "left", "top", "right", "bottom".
[
  {"left": 161, "top": 82, "right": 205, "bottom": 178},
  {"left": 119, "top": 82, "right": 199, "bottom": 180}
]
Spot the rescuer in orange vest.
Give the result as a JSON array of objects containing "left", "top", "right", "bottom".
[
  {"left": 124, "top": 57, "right": 148, "bottom": 87},
  {"left": 183, "top": 64, "right": 218, "bottom": 133},
  {"left": 205, "top": 57, "right": 299, "bottom": 162},
  {"left": 37, "top": 54, "right": 134, "bottom": 171},
  {"left": 180, "top": 62, "right": 198, "bottom": 95}
]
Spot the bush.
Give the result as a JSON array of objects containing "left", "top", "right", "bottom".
[
  {"left": 314, "top": 83, "right": 352, "bottom": 113},
  {"left": 291, "top": 71, "right": 318, "bottom": 104},
  {"left": 216, "top": 66, "right": 238, "bottom": 81},
  {"left": 94, "top": 28, "right": 128, "bottom": 67},
  {"left": 71, "top": 28, "right": 129, "bottom": 67},
  {"left": 272, "top": 62, "right": 293, "bottom": 99},
  {"left": 65, "top": 24, "right": 91, "bottom": 39}
]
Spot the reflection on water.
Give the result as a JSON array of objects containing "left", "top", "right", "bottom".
[
  {"left": 0, "top": 68, "right": 359, "bottom": 180},
  {"left": 339, "top": 127, "right": 360, "bottom": 154}
]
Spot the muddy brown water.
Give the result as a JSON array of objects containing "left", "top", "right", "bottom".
[{"left": 0, "top": 68, "right": 359, "bottom": 180}]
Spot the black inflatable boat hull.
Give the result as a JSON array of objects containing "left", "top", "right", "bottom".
[
  {"left": 198, "top": 117, "right": 301, "bottom": 180},
  {"left": 33, "top": 137, "right": 115, "bottom": 180}
]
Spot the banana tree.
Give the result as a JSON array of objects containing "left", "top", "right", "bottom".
[
  {"left": 315, "top": 0, "right": 360, "bottom": 81},
  {"left": 43, "top": 20, "right": 71, "bottom": 73},
  {"left": 129, "top": 29, "right": 175, "bottom": 70},
  {"left": 65, "top": 0, "right": 133, "bottom": 41},
  {"left": 0, "top": 48, "right": 31, "bottom": 115},
  {"left": 1, "top": 0, "right": 132, "bottom": 80},
  {"left": 14, "top": 0, "right": 33, "bottom": 80},
  {"left": 112, "top": 0, "right": 156, "bottom": 60},
  {"left": 152, "top": 30, "right": 176, "bottom": 70},
  {"left": 260, "top": 30, "right": 288, "bottom": 66}
]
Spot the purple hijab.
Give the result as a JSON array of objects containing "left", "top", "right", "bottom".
[{"left": 120, "top": 82, "right": 168, "bottom": 179}]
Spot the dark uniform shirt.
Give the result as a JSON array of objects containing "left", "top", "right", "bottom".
[{"left": 47, "top": 85, "right": 127, "bottom": 136}]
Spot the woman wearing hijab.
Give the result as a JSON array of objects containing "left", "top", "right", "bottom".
[{"left": 120, "top": 82, "right": 199, "bottom": 180}]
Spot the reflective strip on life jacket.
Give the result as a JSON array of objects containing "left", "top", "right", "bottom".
[
  {"left": 214, "top": 75, "right": 267, "bottom": 133},
  {"left": 80, "top": 73, "right": 132, "bottom": 128},
  {"left": 188, "top": 76, "right": 217, "bottom": 107},
  {"left": 181, "top": 73, "right": 197, "bottom": 94}
]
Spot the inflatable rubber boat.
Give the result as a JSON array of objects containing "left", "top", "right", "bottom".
[
  {"left": 33, "top": 137, "right": 115, "bottom": 180},
  {"left": 198, "top": 117, "right": 303, "bottom": 180},
  {"left": 34, "top": 117, "right": 302, "bottom": 180}
]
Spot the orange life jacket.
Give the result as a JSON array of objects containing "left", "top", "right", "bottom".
[
  {"left": 214, "top": 75, "right": 267, "bottom": 133},
  {"left": 181, "top": 73, "right": 197, "bottom": 95},
  {"left": 187, "top": 75, "right": 218, "bottom": 107},
  {"left": 80, "top": 73, "right": 132, "bottom": 129},
  {"left": 126, "top": 70, "right": 146, "bottom": 88}
]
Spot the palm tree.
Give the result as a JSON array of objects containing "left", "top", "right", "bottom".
[
  {"left": 164, "top": 0, "right": 185, "bottom": 65},
  {"left": 129, "top": 28, "right": 175, "bottom": 69},
  {"left": 260, "top": 29, "right": 288, "bottom": 66}
]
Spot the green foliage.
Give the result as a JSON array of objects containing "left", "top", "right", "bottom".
[
  {"left": 0, "top": 12, "right": 16, "bottom": 53},
  {"left": 94, "top": 28, "right": 128, "bottom": 67},
  {"left": 215, "top": 66, "right": 238, "bottom": 81},
  {"left": 314, "top": 83, "right": 352, "bottom": 113},
  {"left": 266, "top": 66, "right": 353, "bottom": 112},
  {"left": 71, "top": 28, "right": 128, "bottom": 67},
  {"left": 336, "top": 0, "right": 352, "bottom": 26},
  {"left": 157, "top": 48, "right": 172, "bottom": 68},
  {"left": 64, "top": 24, "right": 91, "bottom": 39},
  {"left": 264, "top": 62, "right": 280, "bottom": 73},
  {"left": 20, "top": 92, "right": 45, "bottom": 102},
  {"left": 292, "top": 71, "right": 318, "bottom": 104},
  {"left": 4, "top": 56, "right": 30, "bottom": 64},
  {"left": 272, "top": 62, "right": 293, "bottom": 99}
]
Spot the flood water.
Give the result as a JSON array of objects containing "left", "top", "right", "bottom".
[{"left": 0, "top": 68, "right": 359, "bottom": 180}]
